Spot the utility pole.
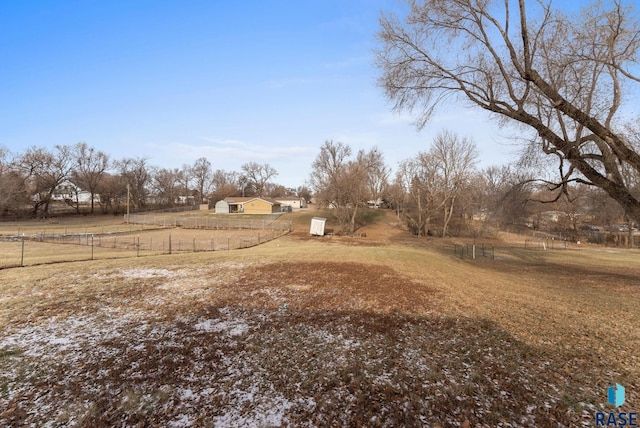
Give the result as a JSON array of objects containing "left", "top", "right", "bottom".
[{"left": 126, "top": 183, "right": 130, "bottom": 224}]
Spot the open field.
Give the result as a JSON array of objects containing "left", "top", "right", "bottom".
[{"left": 0, "top": 210, "right": 639, "bottom": 426}]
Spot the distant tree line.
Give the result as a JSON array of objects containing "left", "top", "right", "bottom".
[
  {"left": 309, "top": 130, "right": 635, "bottom": 237},
  {"left": 1, "top": 136, "right": 632, "bottom": 239},
  {"left": 0, "top": 143, "right": 311, "bottom": 218}
]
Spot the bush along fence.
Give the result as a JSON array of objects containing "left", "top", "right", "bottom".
[
  {"left": 0, "top": 226, "right": 289, "bottom": 269},
  {"left": 454, "top": 243, "right": 495, "bottom": 260}
]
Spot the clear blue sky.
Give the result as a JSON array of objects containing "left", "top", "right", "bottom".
[{"left": 0, "top": 0, "right": 514, "bottom": 188}]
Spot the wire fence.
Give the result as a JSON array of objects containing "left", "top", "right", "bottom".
[
  {"left": 524, "top": 238, "right": 568, "bottom": 250},
  {"left": 454, "top": 243, "right": 495, "bottom": 260},
  {"left": 0, "top": 227, "right": 288, "bottom": 269},
  {"left": 127, "top": 213, "right": 292, "bottom": 231}
]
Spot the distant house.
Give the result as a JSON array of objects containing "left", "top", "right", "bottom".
[
  {"left": 50, "top": 180, "right": 99, "bottom": 204},
  {"left": 243, "top": 197, "right": 281, "bottom": 214},
  {"left": 215, "top": 197, "right": 281, "bottom": 214},
  {"left": 541, "top": 211, "right": 563, "bottom": 222},
  {"left": 275, "top": 197, "right": 306, "bottom": 210},
  {"left": 366, "top": 197, "right": 384, "bottom": 208}
]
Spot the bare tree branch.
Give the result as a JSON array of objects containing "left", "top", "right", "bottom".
[{"left": 377, "top": 0, "right": 640, "bottom": 222}]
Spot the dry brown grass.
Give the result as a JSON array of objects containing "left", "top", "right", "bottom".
[{"left": 0, "top": 210, "right": 638, "bottom": 426}]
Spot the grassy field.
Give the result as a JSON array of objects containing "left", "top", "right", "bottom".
[{"left": 0, "top": 210, "right": 638, "bottom": 426}]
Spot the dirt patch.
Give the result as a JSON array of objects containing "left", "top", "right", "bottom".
[{"left": 224, "top": 261, "right": 436, "bottom": 314}]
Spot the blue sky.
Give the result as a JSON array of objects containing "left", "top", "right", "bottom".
[{"left": 0, "top": 0, "right": 515, "bottom": 188}]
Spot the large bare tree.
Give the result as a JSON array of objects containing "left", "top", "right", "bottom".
[
  {"left": 116, "top": 157, "right": 150, "bottom": 210},
  {"left": 72, "top": 142, "right": 110, "bottom": 213},
  {"left": 19, "top": 145, "right": 73, "bottom": 216},
  {"left": 430, "top": 132, "right": 478, "bottom": 236},
  {"left": 95, "top": 173, "right": 126, "bottom": 214},
  {"left": 396, "top": 156, "right": 436, "bottom": 236},
  {"left": 377, "top": 0, "right": 640, "bottom": 223},
  {"left": 241, "top": 162, "right": 278, "bottom": 197},
  {"left": 310, "top": 141, "right": 387, "bottom": 234},
  {"left": 210, "top": 169, "right": 242, "bottom": 202},
  {"left": 190, "top": 157, "right": 212, "bottom": 205},
  {"left": 395, "top": 132, "right": 477, "bottom": 236},
  {"left": 151, "top": 167, "right": 183, "bottom": 207}
]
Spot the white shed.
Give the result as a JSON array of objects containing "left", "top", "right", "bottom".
[
  {"left": 215, "top": 200, "right": 230, "bottom": 214},
  {"left": 310, "top": 217, "right": 327, "bottom": 236}
]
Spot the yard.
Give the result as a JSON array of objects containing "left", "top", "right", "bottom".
[{"left": 0, "top": 210, "right": 638, "bottom": 426}]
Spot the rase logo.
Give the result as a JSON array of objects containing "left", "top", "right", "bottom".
[
  {"left": 610, "top": 384, "right": 626, "bottom": 408},
  {"left": 595, "top": 384, "right": 637, "bottom": 427}
]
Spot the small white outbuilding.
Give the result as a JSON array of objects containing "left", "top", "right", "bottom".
[
  {"left": 215, "top": 200, "right": 230, "bottom": 214},
  {"left": 309, "top": 217, "right": 327, "bottom": 236}
]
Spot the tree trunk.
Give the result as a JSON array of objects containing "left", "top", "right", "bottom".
[
  {"left": 442, "top": 197, "right": 456, "bottom": 238},
  {"left": 350, "top": 205, "right": 359, "bottom": 235},
  {"left": 416, "top": 196, "right": 423, "bottom": 237}
]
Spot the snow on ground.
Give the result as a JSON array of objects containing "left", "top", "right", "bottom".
[
  {"left": 0, "top": 301, "right": 323, "bottom": 427},
  {"left": 0, "top": 262, "right": 602, "bottom": 426}
]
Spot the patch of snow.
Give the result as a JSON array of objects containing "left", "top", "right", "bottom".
[
  {"left": 194, "top": 319, "right": 249, "bottom": 337},
  {"left": 168, "top": 414, "right": 193, "bottom": 428},
  {"left": 213, "top": 393, "right": 295, "bottom": 428},
  {"left": 116, "top": 268, "right": 177, "bottom": 278}
]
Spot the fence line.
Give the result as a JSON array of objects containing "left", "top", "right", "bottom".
[
  {"left": 524, "top": 238, "right": 567, "bottom": 250},
  {"left": 126, "top": 214, "right": 292, "bottom": 231},
  {"left": 136, "top": 205, "right": 200, "bottom": 214},
  {"left": 454, "top": 244, "right": 494, "bottom": 260},
  {"left": 0, "top": 229, "right": 287, "bottom": 269}
]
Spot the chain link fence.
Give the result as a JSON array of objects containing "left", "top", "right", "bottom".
[
  {"left": 126, "top": 213, "right": 291, "bottom": 231},
  {"left": 0, "top": 219, "right": 290, "bottom": 269},
  {"left": 454, "top": 243, "right": 495, "bottom": 260},
  {"left": 524, "top": 238, "right": 568, "bottom": 250}
]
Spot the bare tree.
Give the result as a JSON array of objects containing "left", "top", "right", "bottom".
[
  {"left": 377, "top": 0, "right": 640, "bottom": 223},
  {"left": 72, "top": 142, "right": 110, "bottom": 213},
  {"left": 296, "top": 185, "right": 312, "bottom": 204},
  {"left": 0, "top": 147, "right": 28, "bottom": 217},
  {"left": 365, "top": 146, "right": 390, "bottom": 207},
  {"left": 395, "top": 132, "right": 478, "bottom": 236},
  {"left": 210, "top": 169, "right": 242, "bottom": 202},
  {"left": 267, "top": 184, "right": 292, "bottom": 198},
  {"left": 116, "top": 157, "right": 150, "bottom": 210},
  {"left": 587, "top": 186, "right": 624, "bottom": 228},
  {"left": 241, "top": 162, "right": 278, "bottom": 197},
  {"left": 96, "top": 173, "right": 127, "bottom": 214},
  {"left": 385, "top": 174, "right": 408, "bottom": 219},
  {"left": 480, "top": 165, "right": 531, "bottom": 229},
  {"left": 151, "top": 167, "right": 183, "bottom": 207},
  {"left": 190, "top": 157, "right": 212, "bottom": 205},
  {"left": 396, "top": 157, "right": 434, "bottom": 236},
  {"left": 179, "top": 163, "right": 193, "bottom": 203},
  {"left": 430, "top": 132, "right": 478, "bottom": 236},
  {"left": 19, "top": 145, "right": 73, "bottom": 217},
  {"left": 310, "top": 141, "right": 387, "bottom": 234},
  {"left": 310, "top": 140, "right": 352, "bottom": 215}
]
